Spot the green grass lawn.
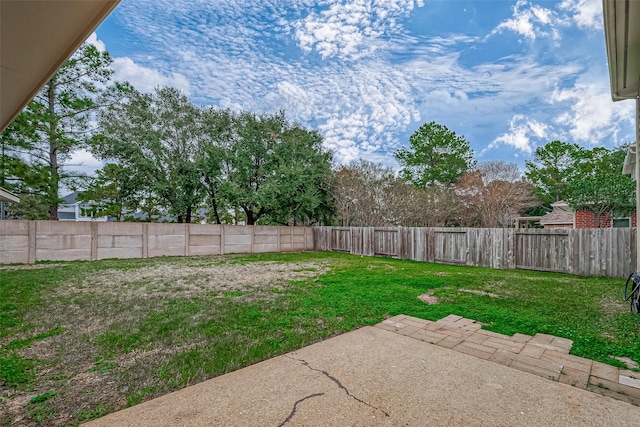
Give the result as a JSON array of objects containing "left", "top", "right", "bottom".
[{"left": 1, "top": 251, "right": 638, "bottom": 425}]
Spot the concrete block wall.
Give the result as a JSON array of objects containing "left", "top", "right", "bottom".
[
  {"left": 0, "top": 221, "right": 313, "bottom": 264},
  {"left": 97, "top": 222, "right": 144, "bottom": 260},
  {"left": 0, "top": 220, "right": 30, "bottom": 263}
]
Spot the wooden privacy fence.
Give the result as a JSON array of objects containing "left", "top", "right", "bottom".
[
  {"left": 0, "top": 221, "right": 313, "bottom": 264},
  {"left": 313, "top": 227, "right": 636, "bottom": 278}
]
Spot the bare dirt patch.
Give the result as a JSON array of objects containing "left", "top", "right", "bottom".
[
  {"left": 418, "top": 290, "right": 439, "bottom": 305},
  {"left": 57, "top": 260, "right": 326, "bottom": 299},
  {"left": 459, "top": 288, "right": 501, "bottom": 298},
  {"left": 601, "top": 297, "right": 628, "bottom": 316}
]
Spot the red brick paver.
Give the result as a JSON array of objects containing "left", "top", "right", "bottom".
[{"left": 375, "top": 314, "right": 640, "bottom": 406}]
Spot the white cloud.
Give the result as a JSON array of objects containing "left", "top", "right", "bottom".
[
  {"left": 551, "top": 83, "right": 634, "bottom": 144},
  {"left": 559, "top": 0, "right": 602, "bottom": 30},
  {"left": 111, "top": 57, "right": 192, "bottom": 95},
  {"left": 293, "top": 0, "right": 425, "bottom": 59},
  {"left": 85, "top": 32, "right": 106, "bottom": 52},
  {"left": 492, "top": 0, "right": 602, "bottom": 42},
  {"left": 94, "top": 0, "right": 627, "bottom": 167},
  {"left": 491, "top": 0, "right": 560, "bottom": 41},
  {"left": 489, "top": 115, "right": 549, "bottom": 154}
]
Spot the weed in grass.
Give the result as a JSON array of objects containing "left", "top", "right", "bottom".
[
  {"left": 90, "top": 357, "right": 119, "bottom": 374},
  {"left": 7, "top": 326, "right": 63, "bottom": 350},
  {"left": 95, "top": 329, "right": 145, "bottom": 354},
  {"left": 30, "top": 391, "right": 56, "bottom": 404},
  {"left": 0, "top": 352, "right": 34, "bottom": 387},
  {"left": 73, "top": 404, "right": 111, "bottom": 422},
  {"left": 125, "top": 387, "right": 156, "bottom": 408},
  {"left": 26, "top": 404, "right": 57, "bottom": 422}
]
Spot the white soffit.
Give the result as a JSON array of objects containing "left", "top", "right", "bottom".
[
  {"left": 603, "top": 0, "right": 640, "bottom": 101},
  {"left": 1, "top": 0, "right": 120, "bottom": 131}
]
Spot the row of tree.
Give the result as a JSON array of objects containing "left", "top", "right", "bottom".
[
  {"left": 333, "top": 124, "right": 634, "bottom": 228},
  {"left": 333, "top": 159, "right": 537, "bottom": 228},
  {"left": 0, "top": 42, "right": 635, "bottom": 227},
  {"left": 90, "top": 88, "right": 333, "bottom": 225},
  {"left": 0, "top": 43, "right": 333, "bottom": 225}
]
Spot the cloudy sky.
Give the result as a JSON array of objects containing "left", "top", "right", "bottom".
[{"left": 85, "top": 0, "right": 634, "bottom": 170}]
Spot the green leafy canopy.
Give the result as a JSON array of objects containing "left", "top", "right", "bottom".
[{"left": 394, "top": 121, "right": 476, "bottom": 187}]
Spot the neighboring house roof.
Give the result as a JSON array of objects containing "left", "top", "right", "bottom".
[
  {"left": 539, "top": 201, "right": 574, "bottom": 226},
  {"left": 61, "top": 191, "right": 80, "bottom": 204},
  {"left": 0, "top": 187, "right": 20, "bottom": 203}
]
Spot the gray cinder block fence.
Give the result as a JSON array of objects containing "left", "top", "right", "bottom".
[{"left": 0, "top": 221, "right": 313, "bottom": 264}]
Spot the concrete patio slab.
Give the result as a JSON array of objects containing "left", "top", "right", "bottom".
[{"left": 87, "top": 325, "right": 640, "bottom": 427}]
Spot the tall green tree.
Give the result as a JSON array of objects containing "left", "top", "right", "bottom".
[
  {"left": 525, "top": 140, "right": 591, "bottom": 203},
  {"left": 259, "top": 125, "right": 333, "bottom": 225},
  {"left": 92, "top": 87, "right": 204, "bottom": 223},
  {"left": 0, "top": 113, "right": 51, "bottom": 219},
  {"left": 77, "top": 163, "right": 137, "bottom": 221},
  {"left": 394, "top": 121, "right": 476, "bottom": 187},
  {"left": 220, "top": 111, "right": 333, "bottom": 225},
  {"left": 565, "top": 147, "right": 635, "bottom": 223},
  {"left": 1, "top": 43, "right": 117, "bottom": 219},
  {"left": 197, "top": 108, "right": 233, "bottom": 224}
]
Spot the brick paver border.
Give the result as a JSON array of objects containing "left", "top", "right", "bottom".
[{"left": 375, "top": 314, "right": 640, "bottom": 406}]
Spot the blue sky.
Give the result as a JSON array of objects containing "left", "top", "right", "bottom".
[{"left": 78, "top": 0, "right": 635, "bottom": 171}]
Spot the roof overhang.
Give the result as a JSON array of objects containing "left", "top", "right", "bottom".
[
  {"left": 603, "top": 0, "right": 640, "bottom": 101},
  {"left": 0, "top": 187, "right": 19, "bottom": 203},
  {"left": 1, "top": 0, "right": 121, "bottom": 131}
]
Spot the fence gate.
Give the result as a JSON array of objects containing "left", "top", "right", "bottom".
[
  {"left": 373, "top": 228, "right": 399, "bottom": 256},
  {"left": 434, "top": 229, "right": 467, "bottom": 264},
  {"left": 515, "top": 230, "right": 570, "bottom": 273}
]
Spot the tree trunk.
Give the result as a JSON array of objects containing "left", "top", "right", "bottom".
[
  {"left": 186, "top": 206, "right": 192, "bottom": 224},
  {"left": 209, "top": 189, "right": 222, "bottom": 224},
  {"left": 47, "top": 81, "right": 59, "bottom": 221},
  {"left": 245, "top": 209, "right": 256, "bottom": 225}
]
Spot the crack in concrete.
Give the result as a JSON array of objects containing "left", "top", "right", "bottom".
[
  {"left": 286, "top": 355, "right": 390, "bottom": 418},
  {"left": 277, "top": 393, "right": 325, "bottom": 427}
]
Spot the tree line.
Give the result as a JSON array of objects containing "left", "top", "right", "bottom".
[
  {"left": 333, "top": 122, "right": 634, "bottom": 228},
  {"left": 0, "top": 43, "right": 635, "bottom": 227}
]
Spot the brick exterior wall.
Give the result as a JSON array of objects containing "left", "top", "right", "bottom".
[{"left": 575, "top": 208, "right": 637, "bottom": 228}]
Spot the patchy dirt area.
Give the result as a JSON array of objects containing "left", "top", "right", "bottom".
[
  {"left": 55, "top": 260, "right": 327, "bottom": 299},
  {"left": 418, "top": 290, "right": 438, "bottom": 305},
  {"left": 418, "top": 287, "right": 503, "bottom": 306},
  {"left": 0, "top": 257, "right": 330, "bottom": 426},
  {"left": 459, "top": 289, "right": 501, "bottom": 298}
]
